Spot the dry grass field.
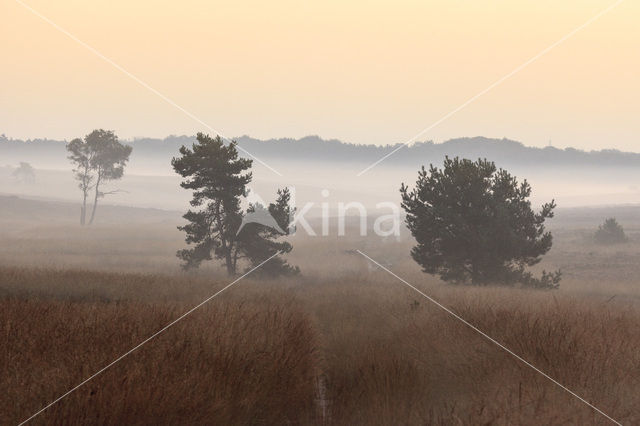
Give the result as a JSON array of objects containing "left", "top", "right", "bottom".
[
  {"left": 1, "top": 207, "right": 639, "bottom": 425},
  {"left": 1, "top": 286, "right": 319, "bottom": 425}
]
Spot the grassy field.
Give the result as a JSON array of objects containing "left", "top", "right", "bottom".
[{"left": 1, "top": 207, "right": 639, "bottom": 424}]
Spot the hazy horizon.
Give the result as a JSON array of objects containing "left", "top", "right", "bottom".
[
  {"left": 2, "top": 0, "right": 639, "bottom": 151},
  {"left": 3, "top": 132, "right": 640, "bottom": 155}
]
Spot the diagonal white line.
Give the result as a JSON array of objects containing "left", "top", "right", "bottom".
[
  {"left": 13, "top": 0, "right": 283, "bottom": 177},
  {"left": 356, "top": 250, "right": 622, "bottom": 425},
  {"left": 18, "top": 252, "right": 279, "bottom": 426},
  {"left": 357, "top": 0, "right": 626, "bottom": 176}
]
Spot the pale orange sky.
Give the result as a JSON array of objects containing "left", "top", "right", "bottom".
[{"left": 1, "top": 0, "right": 639, "bottom": 151}]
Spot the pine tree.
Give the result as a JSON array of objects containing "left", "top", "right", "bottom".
[
  {"left": 172, "top": 133, "right": 298, "bottom": 276},
  {"left": 400, "top": 157, "right": 561, "bottom": 289},
  {"left": 594, "top": 218, "right": 627, "bottom": 244},
  {"left": 237, "top": 188, "right": 299, "bottom": 277},
  {"left": 172, "top": 133, "right": 251, "bottom": 274}
]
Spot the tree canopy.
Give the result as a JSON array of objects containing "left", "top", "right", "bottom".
[
  {"left": 236, "top": 188, "right": 299, "bottom": 277},
  {"left": 12, "top": 162, "right": 35, "bottom": 184},
  {"left": 172, "top": 133, "right": 298, "bottom": 276},
  {"left": 594, "top": 217, "right": 627, "bottom": 245},
  {"left": 400, "top": 157, "right": 561, "bottom": 289},
  {"left": 66, "top": 129, "right": 132, "bottom": 225}
]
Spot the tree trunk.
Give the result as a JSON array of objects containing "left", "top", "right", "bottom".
[
  {"left": 88, "top": 174, "right": 101, "bottom": 225},
  {"left": 80, "top": 190, "right": 87, "bottom": 225},
  {"left": 222, "top": 242, "right": 236, "bottom": 276},
  {"left": 218, "top": 210, "right": 236, "bottom": 275}
]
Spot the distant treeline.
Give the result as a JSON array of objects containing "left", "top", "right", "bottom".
[{"left": 2, "top": 133, "right": 640, "bottom": 169}]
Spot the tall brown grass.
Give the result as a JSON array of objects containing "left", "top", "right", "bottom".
[
  {"left": 1, "top": 273, "right": 320, "bottom": 425},
  {"left": 2, "top": 266, "right": 639, "bottom": 425},
  {"left": 310, "top": 278, "right": 640, "bottom": 424},
  {"left": 1, "top": 220, "right": 639, "bottom": 424}
]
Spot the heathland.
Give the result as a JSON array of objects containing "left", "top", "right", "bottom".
[{"left": 1, "top": 197, "right": 639, "bottom": 424}]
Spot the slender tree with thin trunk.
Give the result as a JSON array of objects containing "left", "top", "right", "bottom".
[
  {"left": 66, "top": 130, "right": 132, "bottom": 225},
  {"left": 67, "top": 137, "right": 95, "bottom": 225},
  {"left": 85, "top": 130, "right": 132, "bottom": 225}
]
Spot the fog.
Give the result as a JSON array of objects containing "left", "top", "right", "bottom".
[
  {"left": 2, "top": 135, "right": 640, "bottom": 424},
  {"left": 2, "top": 157, "right": 639, "bottom": 214}
]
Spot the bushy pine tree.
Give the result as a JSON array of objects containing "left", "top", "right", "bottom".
[
  {"left": 594, "top": 218, "right": 627, "bottom": 245},
  {"left": 237, "top": 188, "right": 299, "bottom": 277},
  {"left": 400, "top": 157, "right": 560, "bottom": 289}
]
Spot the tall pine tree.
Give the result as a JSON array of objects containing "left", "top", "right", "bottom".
[{"left": 172, "top": 133, "right": 298, "bottom": 276}]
